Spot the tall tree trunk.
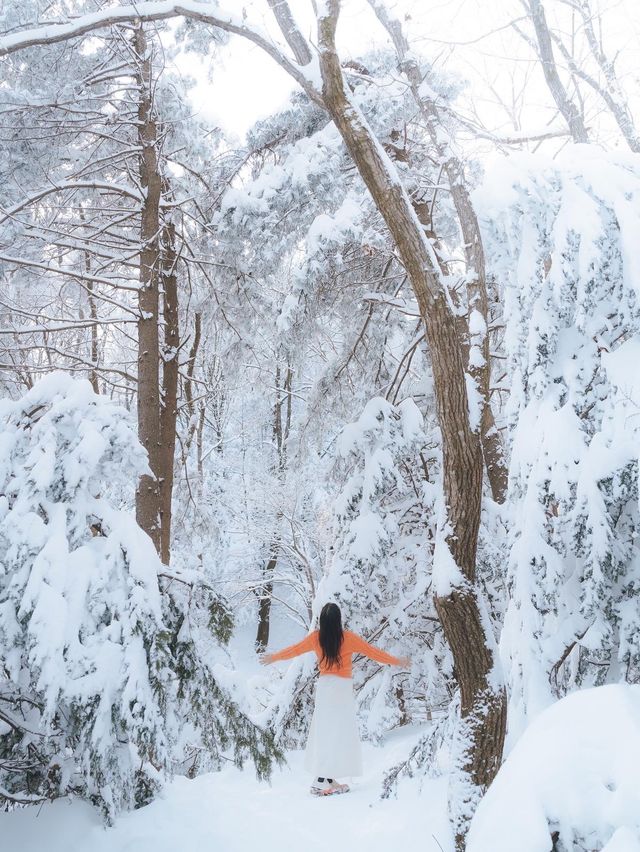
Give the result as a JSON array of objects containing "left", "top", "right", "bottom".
[
  {"left": 547, "top": 0, "right": 640, "bottom": 152},
  {"left": 196, "top": 402, "right": 205, "bottom": 501},
  {"left": 87, "top": 279, "right": 100, "bottom": 395},
  {"left": 577, "top": 0, "right": 640, "bottom": 151},
  {"left": 79, "top": 209, "right": 100, "bottom": 395},
  {"left": 370, "top": 0, "right": 507, "bottom": 504},
  {"left": 182, "top": 311, "right": 202, "bottom": 463},
  {"left": 316, "top": 4, "right": 506, "bottom": 845},
  {"left": 134, "top": 24, "right": 162, "bottom": 552},
  {"left": 527, "top": 0, "right": 590, "bottom": 142},
  {"left": 159, "top": 216, "right": 179, "bottom": 565}
]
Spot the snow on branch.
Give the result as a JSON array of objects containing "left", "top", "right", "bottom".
[{"left": 0, "top": 1, "right": 321, "bottom": 100}]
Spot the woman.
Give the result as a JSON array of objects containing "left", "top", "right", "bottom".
[{"left": 260, "top": 602, "right": 409, "bottom": 796}]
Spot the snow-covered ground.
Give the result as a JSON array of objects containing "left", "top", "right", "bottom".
[{"left": 2, "top": 733, "right": 452, "bottom": 852}]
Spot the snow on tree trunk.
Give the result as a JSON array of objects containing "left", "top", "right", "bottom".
[{"left": 159, "top": 215, "right": 179, "bottom": 566}]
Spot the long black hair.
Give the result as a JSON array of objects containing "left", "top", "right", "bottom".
[{"left": 318, "top": 602, "right": 344, "bottom": 670}]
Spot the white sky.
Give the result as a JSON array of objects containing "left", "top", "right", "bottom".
[
  {"left": 185, "top": 0, "right": 402, "bottom": 138},
  {"left": 179, "top": 0, "right": 640, "bottom": 146}
]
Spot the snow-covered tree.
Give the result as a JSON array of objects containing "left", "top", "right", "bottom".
[
  {"left": 0, "top": 374, "right": 278, "bottom": 818},
  {"left": 476, "top": 147, "right": 640, "bottom": 741},
  {"left": 319, "top": 396, "right": 448, "bottom": 735},
  {"left": 0, "top": 373, "right": 170, "bottom": 816}
]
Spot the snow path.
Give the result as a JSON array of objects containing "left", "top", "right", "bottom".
[{"left": 2, "top": 735, "right": 453, "bottom": 852}]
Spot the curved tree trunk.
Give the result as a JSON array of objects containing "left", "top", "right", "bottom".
[
  {"left": 369, "top": 0, "right": 508, "bottom": 504},
  {"left": 316, "top": 4, "right": 506, "bottom": 845}
]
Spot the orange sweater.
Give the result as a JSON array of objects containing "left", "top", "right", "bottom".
[{"left": 268, "top": 629, "right": 403, "bottom": 679}]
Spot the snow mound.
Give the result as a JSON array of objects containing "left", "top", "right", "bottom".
[{"left": 468, "top": 685, "right": 640, "bottom": 852}]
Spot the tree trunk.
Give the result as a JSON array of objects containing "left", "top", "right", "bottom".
[
  {"left": 87, "top": 279, "right": 100, "bottom": 395},
  {"left": 134, "top": 24, "right": 162, "bottom": 552},
  {"left": 369, "top": 0, "right": 507, "bottom": 504},
  {"left": 577, "top": 0, "right": 640, "bottom": 151},
  {"left": 196, "top": 402, "right": 206, "bottom": 501},
  {"left": 159, "top": 216, "right": 179, "bottom": 564},
  {"left": 255, "top": 558, "right": 276, "bottom": 651},
  {"left": 316, "top": 4, "right": 506, "bottom": 844},
  {"left": 527, "top": 0, "right": 590, "bottom": 143},
  {"left": 548, "top": 0, "right": 640, "bottom": 152},
  {"left": 255, "top": 361, "right": 292, "bottom": 650}
]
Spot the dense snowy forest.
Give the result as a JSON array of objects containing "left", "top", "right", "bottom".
[{"left": 1, "top": 1, "right": 640, "bottom": 850}]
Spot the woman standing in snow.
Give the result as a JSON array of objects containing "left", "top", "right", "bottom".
[{"left": 260, "top": 602, "right": 409, "bottom": 796}]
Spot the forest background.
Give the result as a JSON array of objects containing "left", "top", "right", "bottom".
[{"left": 1, "top": 2, "right": 640, "bottom": 850}]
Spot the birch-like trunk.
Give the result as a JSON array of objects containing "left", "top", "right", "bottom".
[{"left": 527, "top": 0, "right": 590, "bottom": 142}]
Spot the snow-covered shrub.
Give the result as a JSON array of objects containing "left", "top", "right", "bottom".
[
  {"left": 317, "top": 397, "right": 451, "bottom": 737},
  {"left": 0, "top": 374, "right": 278, "bottom": 819},
  {"left": 0, "top": 374, "right": 169, "bottom": 817},
  {"left": 160, "top": 571, "right": 282, "bottom": 782},
  {"left": 476, "top": 147, "right": 640, "bottom": 740},
  {"left": 467, "top": 685, "right": 640, "bottom": 852}
]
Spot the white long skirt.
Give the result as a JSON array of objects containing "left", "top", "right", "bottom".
[{"left": 303, "top": 675, "right": 363, "bottom": 778}]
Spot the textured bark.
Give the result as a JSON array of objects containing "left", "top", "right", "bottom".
[
  {"left": 159, "top": 218, "right": 179, "bottom": 565},
  {"left": 316, "top": 5, "right": 506, "bottom": 844},
  {"left": 184, "top": 313, "right": 201, "bottom": 413},
  {"left": 135, "top": 25, "right": 162, "bottom": 553},
  {"left": 182, "top": 311, "right": 202, "bottom": 460},
  {"left": 370, "top": 0, "right": 507, "bottom": 504},
  {"left": 527, "top": 0, "right": 590, "bottom": 142},
  {"left": 82, "top": 253, "right": 100, "bottom": 395},
  {"left": 318, "top": 5, "right": 482, "bottom": 574}
]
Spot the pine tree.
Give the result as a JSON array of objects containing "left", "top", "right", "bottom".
[
  {"left": 476, "top": 148, "right": 640, "bottom": 740},
  {"left": 0, "top": 373, "right": 169, "bottom": 817},
  {"left": 0, "top": 374, "right": 280, "bottom": 818}
]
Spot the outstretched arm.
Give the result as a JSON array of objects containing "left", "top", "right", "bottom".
[
  {"left": 350, "top": 633, "right": 409, "bottom": 667},
  {"left": 260, "top": 633, "right": 316, "bottom": 665}
]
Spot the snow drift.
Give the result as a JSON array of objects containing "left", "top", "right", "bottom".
[{"left": 467, "top": 685, "right": 640, "bottom": 852}]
